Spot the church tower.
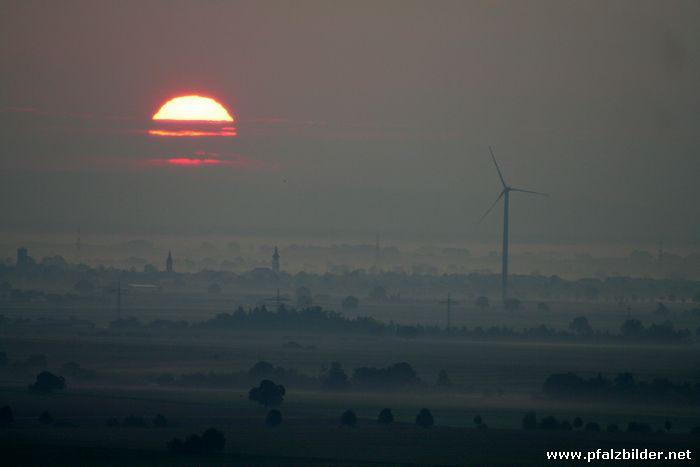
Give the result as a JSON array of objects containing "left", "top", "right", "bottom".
[
  {"left": 166, "top": 250, "right": 173, "bottom": 273},
  {"left": 272, "top": 246, "right": 280, "bottom": 273}
]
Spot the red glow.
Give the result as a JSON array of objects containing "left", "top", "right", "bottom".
[
  {"left": 148, "top": 129, "right": 237, "bottom": 137},
  {"left": 164, "top": 158, "right": 222, "bottom": 166}
]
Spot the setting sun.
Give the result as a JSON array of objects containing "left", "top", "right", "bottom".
[{"left": 152, "top": 95, "right": 234, "bottom": 122}]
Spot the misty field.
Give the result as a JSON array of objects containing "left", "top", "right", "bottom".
[{"left": 2, "top": 299, "right": 700, "bottom": 465}]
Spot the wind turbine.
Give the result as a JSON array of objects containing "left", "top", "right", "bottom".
[{"left": 481, "top": 146, "right": 547, "bottom": 302}]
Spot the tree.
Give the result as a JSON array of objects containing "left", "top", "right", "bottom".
[
  {"left": 537, "top": 302, "right": 550, "bottom": 312},
  {"left": 39, "top": 410, "right": 53, "bottom": 425},
  {"left": 476, "top": 296, "right": 489, "bottom": 310},
  {"left": 0, "top": 406, "right": 13, "bottom": 426},
  {"left": 208, "top": 283, "right": 221, "bottom": 294},
  {"left": 620, "top": 319, "right": 644, "bottom": 337},
  {"left": 377, "top": 408, "right": 394, "bottom": 425},
  {"left": 416, "top": 408, "right": 434, "bottom": 428},
  {"left": 341, "top": 409, "right": 357, "bottom": 427},
  {"left": 606, "top": 424, "right": 619, "bottom": 432},
  {"left": 248, "top": 380, "right": 285, "bottom": 407},
  {"left": 321, "top": 362, "right": 350, "bottom": 390},
  {"left": 266, "top": 409, "right": 282, "bottom": 427},
  {"left": 168, "top": 428, "right": 225, "bottom": 455},
  {"left": 503, "top": 298, "right": 521, "bottom": 312},
  {"left": 664, "top": 420, "right": 672, "bottom": 431},
  {"left": 522, "top": 412, "right": 537, "bottom": 430},
  {"left": 201, "top": 428, "right": 225, "bottom": 452},
  {"left": 573, "top": 417, "right": 583, "bottom": 429},
  {"left": 341, "top": 296, "right": 359, "bottom": 311},
  {"left": 569, "top": 316, "right": 592, "bottom": 335},
  {"left": 29, "top": 371, "right": 66, "bottom": 394},
  {"left": 436, "top": 369, "right": 451, "bottom": 387}
]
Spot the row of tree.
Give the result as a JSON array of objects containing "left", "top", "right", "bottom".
[{"left": 543, "top": 372, "right": 700, "bottom": 404}]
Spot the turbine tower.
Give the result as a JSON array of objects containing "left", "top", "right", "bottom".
[{"left": 481, "top": 147, "right": 547, "bottom": 302}]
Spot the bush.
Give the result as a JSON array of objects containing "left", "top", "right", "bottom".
[
  {"left": 341, "top": 409, "right": 357, "bottom": 427},
  {"left": 377, "top": 408, "right": 394, "bottom": 424},
  {"left": 266, "top": 409, "right": 282, "bottom": 427},
  {"left": 415, "top": 408, "right": 434, "bottom": 428}
]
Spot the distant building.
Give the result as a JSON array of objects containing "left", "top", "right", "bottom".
[
  {"left": 16, "top": 247, "right": 28, "bottom": 267},
  {"left": 166, "top": 250, "right": 173, "bottom": 273},
  {"left": 272, "top": 246, "right": 280, "bottom": 273}
]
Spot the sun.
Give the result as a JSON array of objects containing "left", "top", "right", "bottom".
[{"left": 152, "top": 95, "right": 234, "bottom": 122}]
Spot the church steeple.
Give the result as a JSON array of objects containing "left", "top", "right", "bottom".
[
  {"left": 272, "top": 246, "right": 280, "bottom": 273},
  {"left": 166, "top": 250, "right": 173, "bottom": 273}
]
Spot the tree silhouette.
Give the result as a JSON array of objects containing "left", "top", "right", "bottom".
[
  {"left": 248, "top": 380, "right": 285, "bottom": 407},
  {"left": 573, "top": 417, "right": 583, "bottom": 429},
  {"left": 377, "top": 408, "right": 394, "bottom": 424},
  {"left": 473, "top": 415, "right": 482, "bottom": 426},
  {"left": 266, "top": 409, "right": 282, "bottom": 427},
  {"left": 321, "top": 362, "right": 350, "bottom": 390},
  {"left": 415, "top": 408, "right": 433, "bottom": 428},
  {"left": 341, "top": 409, "right": 357, "bottom": 427},
  {"left": 570, "top": 316, "right": 593, "bottom": 335},
  {"left": 29, "top": 371, "right": 66, "bottom": 394}
]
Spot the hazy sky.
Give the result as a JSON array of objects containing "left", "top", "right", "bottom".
[{"left": 1, "top": 0, "right": 698, "bottom": 248}]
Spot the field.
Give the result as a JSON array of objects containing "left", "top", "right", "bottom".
[{"left": 1, "top": 290, "right": 699, "bottom": 465}]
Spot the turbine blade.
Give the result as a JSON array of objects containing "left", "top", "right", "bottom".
[
  {"left": 510, "top": 187, "right": 549, "bottom": 197},
  {"left": 489, "top": 146, "right": 507, "bottom": 188},
  {"left": 479, "top": 190, "right": 505, "bottom": 223}
]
